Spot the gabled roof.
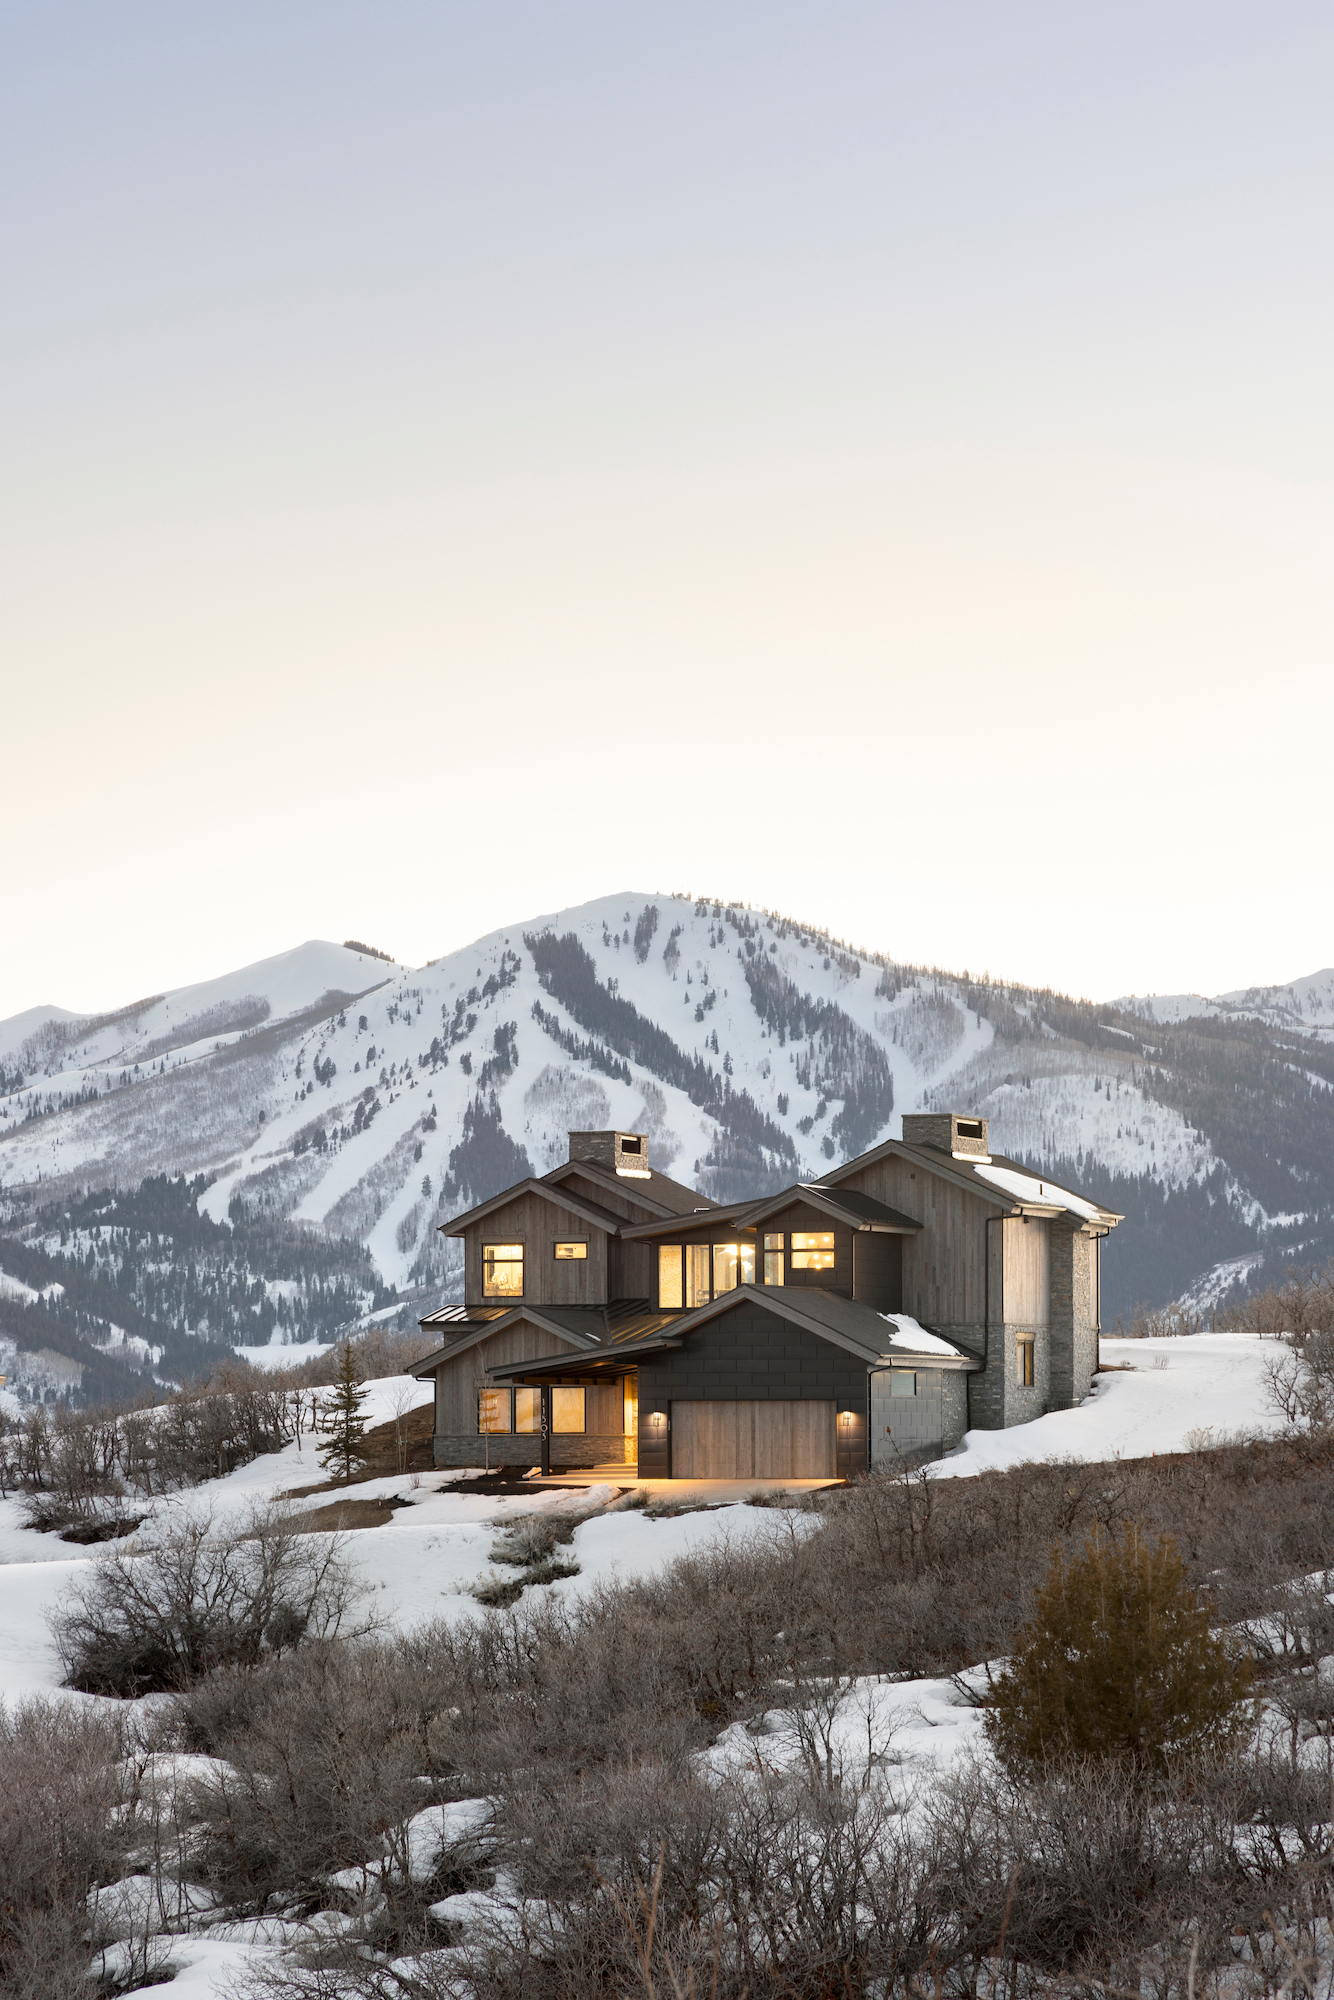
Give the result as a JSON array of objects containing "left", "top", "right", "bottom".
[
  {"left": 744, "top": 1184, "right": 923, "bottom": 1234},
  {"left": 618, "top": 1198, "right": 767, "bottom": 1241},
  {"left": 665, "top": 1285, "right": 980, "bottom": 1368},
  {"left": 409, "top": 1299, "right": 678, "bottom": 1377},
  {"left": 824, "top": 1137, "right": 1122, "bottom": 1229},
  {"left": 545, "top": 1156, "right": 717, "bottom": 1218},
  {"left": 436, "top": 1177, "right": 633, "bottom": 1239},
  {"left": 482, "top": 1285, "right": 980, "bottom": 1378}
]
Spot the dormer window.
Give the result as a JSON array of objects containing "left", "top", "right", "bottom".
[{"left": 482, "top": 1243, "right": 524, "bottom": 1297}]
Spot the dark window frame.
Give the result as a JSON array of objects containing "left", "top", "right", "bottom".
[{"left": 482, "top": 1241, "right": 525, "bottom": 1298}]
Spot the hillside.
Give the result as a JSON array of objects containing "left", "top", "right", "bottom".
[{"left": 1, "top": 898, "right": 1331, "bottom": 1402}]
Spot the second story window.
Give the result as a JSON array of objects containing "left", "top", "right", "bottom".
[
  {"left": 482, "top": 1242, "right": 524, "bottom": 1297},
  {"left": 763, "top": 1233, "right": 785, "bottom": 1285},
  {"left": 554, "top": 1241, "right": 587, "bottom": 1260},
  {"left": 791, "top": 1231, "right": 835, "bottom": 1271},
  {"left": 659, "top": 1246, "right": 683, "bottom": 1308},
  {"left": 711, "top": 1243, "right": 756, "bottom": 1293}
]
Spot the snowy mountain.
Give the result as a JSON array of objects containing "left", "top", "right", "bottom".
[{"left": 2, "top": 896, "right": 1332, "bottom": 1398}]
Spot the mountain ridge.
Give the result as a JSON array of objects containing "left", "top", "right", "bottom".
[{"left": 2, "top": 896, "right": 1331, "bottom": 1404}]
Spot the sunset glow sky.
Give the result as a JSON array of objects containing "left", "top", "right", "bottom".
[{"left": 4, "top": 3, "right": 1332, "bottom": 1018}]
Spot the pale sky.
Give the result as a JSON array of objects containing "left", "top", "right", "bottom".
[{"left": 4, "top": 2, "right": 1332, "bottom": 1022}]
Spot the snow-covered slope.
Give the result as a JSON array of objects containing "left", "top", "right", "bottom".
[
  {"left": 1118, "top": 967, "right": 1334, "bottom": 1036},
  {"left": 2, "top": 898, "right": 1332, "bottom": 1343}
]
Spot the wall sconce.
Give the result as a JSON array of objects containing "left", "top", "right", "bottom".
[
  {"left": 649, "top": 1410, "right": 666, "bottom": 1426},
  {"left": 838, "top": 1408, "right": 855, "bottom": 1426}
]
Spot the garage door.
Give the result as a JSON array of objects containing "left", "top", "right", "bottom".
[{"left": 671, "top": 1400, "right": 836, "bottom": 1479}]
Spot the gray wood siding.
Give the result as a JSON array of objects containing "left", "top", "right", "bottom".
[
  {"left": 852, "top": 1232, "right": 902, "bottom": 1312},
  {"left": 1002, "top": 1216, "right": 1050, "bottom": 1327},
  {"left": 461, "top": 1191, "right": 609, "bottom": 1306},
  {"left": 835, "top": 1155, "right": 1002, "bottom": 1332},
  {"left": 432, "top": 1323, "right": 574, "bottom": 1434}
]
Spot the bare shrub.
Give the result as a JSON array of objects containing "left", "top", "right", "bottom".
[
  {"left": 0, "top": 1698, "right": 129, "bottom": 1997},
  {"left": 50, "top": 1501, "right": 364, "bottom": 1696},
  {"left": 171, "top": 1638, "right": 492, "bottom": 1917},
  {"left": 1266, "top": 1326, "right": 1334, "bottom": 1434}
]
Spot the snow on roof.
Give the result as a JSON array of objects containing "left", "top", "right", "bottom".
[
  {"left": 972, "top": 1161, "right": 1103, "bottom": 1221},
  {"left": 878, "top": 1314, "right": 964, "bottom": 1357}
]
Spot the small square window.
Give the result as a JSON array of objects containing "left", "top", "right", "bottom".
[
  {"left": 890, "top": 1372, "right": 916, "bottom": 1398},
  {"left": 554, "top": 1241, "right": 587, "bottom": 1260}
]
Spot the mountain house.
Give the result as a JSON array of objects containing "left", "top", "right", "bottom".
[{"left": 409, "top": 1116, "right": 1123, "bottom": 1479}]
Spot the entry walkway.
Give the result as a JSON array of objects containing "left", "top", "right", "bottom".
[{"left": 522, "top": 1471, "right": 843, "bottom": 1501}]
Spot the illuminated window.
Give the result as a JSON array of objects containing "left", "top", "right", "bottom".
[
  {"left": 686, "top": 1243, "right": 712, "bottom": 1307},
  {"left": 889, "top": 1372, "right": 916, "bottom": 1398},
  {"left": 658, "top": 1246, "right": 683, "bottom": 1308},
  {"left": 623, "top": 1380, "right": 638, "bottom": 1436},
  {"left": 478, "top": 1388, "right": 512, "bottom": 1433},
  {"left": 791, "top": 1231, "right": 835, "bottom": 1271},
  {"left": 763, "top": 1233, "right": 784, "bottom": 1285},
  {"left": 482, "top": 1243, "right": 524, "bottom": 1297},
  {"left": 1017, "top": 1337, "right": 1035, "bottom": 1387},
  {"left": 514, "top": 1388, "right": 541, "bottom": 1433},
  {"left": 552, "top": 1386, "right": 585, "bottom": 1433},
  {"left": 711, "top": 1242, "right": 756, "bottom": 1293},
  {"left": 554, "top": 1241, "right": 587, "bottom": 1260}
]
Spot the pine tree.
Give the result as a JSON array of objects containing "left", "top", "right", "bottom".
[
  {"left": 986, "top": 1522, "right": 1253, "bottom": 1777},
  {"left": 318, "top": 1339, "right": 372, "bottom": 1486}
]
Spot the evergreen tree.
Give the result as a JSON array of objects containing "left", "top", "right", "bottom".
[
  {"left": 986, "top": 1523, "right": 1253, "bottom": 1777},
  {"left": 318, "top": 1339, "right": 372, "bottom": 1486}
]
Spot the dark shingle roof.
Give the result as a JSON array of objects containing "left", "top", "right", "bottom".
[{"left": 745, "top": 1184, "right": 922, "bottom": 1233}]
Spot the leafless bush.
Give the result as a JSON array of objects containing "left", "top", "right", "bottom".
[
  {"left": 0, "top": 1698, "right": 129, "bottom": 1997},
  {"left": 50, "top": 1501, "right": 364, "bottom": 1696},
  {"left": 1265, "top": 1326, "right": 1334, "bottom": 1435},
  {"left": 1219, "top": 1259, "right": 1334, "bottom": 1341}
]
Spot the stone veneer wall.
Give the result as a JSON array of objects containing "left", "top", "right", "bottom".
[
  {"left": 870, "top": 1367, "right": 968, "bottom": 1465},
  {"left": 432, "top": 1432, "right": 635, "bottom": 1470},
  {"left": 1047, "top": 1219, "right": 1097, "bottom": 1410}
]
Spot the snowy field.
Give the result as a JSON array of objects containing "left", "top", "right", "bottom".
[
  {"left": 0, "top": 1333, "right": 1284, "bottom": 1710},
  {"left": 0, "top": 1334, "right": 1302, "bottom": 2000}
]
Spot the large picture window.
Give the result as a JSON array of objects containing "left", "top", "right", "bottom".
[
  {"left": 552, "top": 1387, "right": 585, "bottom": 1433},
  {"left": 686, "top": 1244, "right": 712, "bottom": 1307},
  {"left": 478, "top": 1388, "right": 512, "bottom": 1432},
  {"left": 791, "top": 1231, "right": 835, "bottom": 1271},
  {"left": 763, "top": 1233, "right": 785, "bottom": 1285},
  {"left": 515, "top": 1388, "right": 541, "bottom": 1433},
  {"left": 482, "top": 1243, "right": 524, "bottom": 1297},
  {"left": 711, "top": 1242, "right": 755, "bottom": 1293},
  {"left": 660, "top": 1240, "right": 759, "bottom": 1306}
]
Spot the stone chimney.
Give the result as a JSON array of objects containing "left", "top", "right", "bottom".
[
  {"left": 568, "top": 1130, "right": 651, "bottom": 1178},
  {"left": 900, "top": 1113, "right": 990, "bottom": 1162}
]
